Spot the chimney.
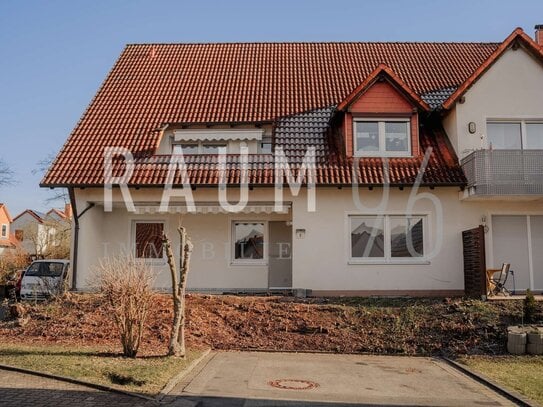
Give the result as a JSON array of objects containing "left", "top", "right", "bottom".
[
  {"left": 535, "top": 24, "right": 543, "bottom": 46},
  {"left": 64, "top": 203, "right": 73, "bottom": 219}
]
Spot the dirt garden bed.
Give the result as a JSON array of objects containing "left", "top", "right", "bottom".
[{"left": 0, "top": 294, "right": 541, "bottom": 356}]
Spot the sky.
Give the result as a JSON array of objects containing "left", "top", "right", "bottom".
[{"left": 0, "top": 0, "right": 542, "bottom": 216}]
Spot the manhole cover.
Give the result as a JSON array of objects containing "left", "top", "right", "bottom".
[{"left": 268, "top": 379, "right": 319, "bottom": 390}]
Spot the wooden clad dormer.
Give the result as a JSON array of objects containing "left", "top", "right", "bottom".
[{"left": 337, "top": 65, "right": 429, "bottom": 158}]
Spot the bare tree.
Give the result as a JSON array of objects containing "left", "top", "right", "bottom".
[
  {"left": 163, "top": 226, "right": 193, "bottom": 357},
  {"left": 0, "top": 158, "right": 15, "bottom": 187},
  {"left": 33, "top": 153, "right": 68, "bottom": 205},
  {"left": 94, "top": 255, "right": 156, "bottom": 358}
]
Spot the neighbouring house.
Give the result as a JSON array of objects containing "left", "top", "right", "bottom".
[
  {"left": 42, "top": 26, "right": 543, "bottom": 296},
  {"left": 12, "top": 205, "right": 72, "bottom": 258},
  {"left": 0, "top": 203, "right": 15, "bottom": 255}
]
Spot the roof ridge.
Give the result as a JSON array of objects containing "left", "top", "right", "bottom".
[{"left": 125, "top": 41, "right": 502, "bottom": 46}]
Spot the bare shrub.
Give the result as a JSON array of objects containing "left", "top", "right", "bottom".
[{"left": 93, "top": 255, "right": 155, "bottom": 358}]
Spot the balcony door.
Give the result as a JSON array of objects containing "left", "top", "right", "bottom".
[{"left": 492, "top": 215, "right": 543, "bottom": 292}]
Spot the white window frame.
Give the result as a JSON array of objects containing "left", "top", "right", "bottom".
[
  {"left": 348, "top": 214, "right": 428, "bottom": 265},
  {"left": 172, "top": 141, "right": 228, "bottom": 154},
  {"left": 353, "top": 118, "right": 411, "bottom": 157},
  {"left": 1, "top": 224, "right": 7, "bottom": 238},
  {"left": 231, "top": 220, "right": 268, "bottom": 266},
  {"left": 131, "top": 220, "right": 166, "bottom": 262},
  {"left": 486, "top": 119, "right": 543, "bottom": 150}
]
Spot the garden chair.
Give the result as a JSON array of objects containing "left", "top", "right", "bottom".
[{"left": 486, "top": 263, "right": 512, "bottom": 297}]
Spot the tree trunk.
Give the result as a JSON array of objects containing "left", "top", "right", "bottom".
[{"left": 163, "top": 226, "right": 192, "bottom": 357}]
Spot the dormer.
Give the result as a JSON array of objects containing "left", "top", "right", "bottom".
[
  {"left": 336, "top": 65, "right": 429, "bottom": 158},
  {"left": 156, "top": 125, "right": 273, "bottom": 155}
]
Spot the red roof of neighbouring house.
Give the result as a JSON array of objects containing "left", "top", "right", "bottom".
[
  {"left": 12, "top": 209, "right": 45, "bottom": 224},
  {"left": 0, "top": 203, "right": 13, "bottom": 223},
  {"left": 41, "top": 29, "right": 540, "bottom": 187}
]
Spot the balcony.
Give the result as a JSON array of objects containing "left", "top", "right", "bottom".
[{"left": 461, "top": 149, "right": 543, "bottom": 198}]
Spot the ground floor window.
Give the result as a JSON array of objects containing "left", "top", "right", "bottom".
[
  {"left": 232, "top": 221, "right": 266, "bottom": 264},
  {"left": 134, "top": 221, "right": 164, "bottom": 259},
  {"left": 349, "top": 215, "right": 425, "bottom": 262}
]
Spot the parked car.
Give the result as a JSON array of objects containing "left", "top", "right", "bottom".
[{"left": 20, "top": 260, "right": 70, "bottom": 300}]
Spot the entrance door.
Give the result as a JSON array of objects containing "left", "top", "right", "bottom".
[
  {"left": 492, "top": 215, "right": 543, "bottom": 292},
  {"left": 268, "top": 221, "right": 292, "bottom": 289}
]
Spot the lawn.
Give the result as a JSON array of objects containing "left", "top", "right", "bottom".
[
  {"left": 0, "top": 343, "right": 202, "bottom": 396},
  {"left": 459, "top": 355, "right": 543, "bottom": 405}
]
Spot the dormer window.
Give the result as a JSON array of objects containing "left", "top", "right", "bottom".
[
  {"left": 172, "top": 141, "right": 228, "bottom": 155},
  {"left": 354, "top": 119, "right": 411, "bottom": 157}
]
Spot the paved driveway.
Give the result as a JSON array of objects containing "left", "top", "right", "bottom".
[
  {"left": 171, "top": 351, "right": 515, "bottom": 406},
  {"left": 0, "top": 369, "right": 154, "bottom": 407}
]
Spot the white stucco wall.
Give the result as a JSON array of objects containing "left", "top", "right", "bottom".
[
  {"left": 443, "top": 47, "right": 543, "bottom": 159},
  {"left": 73, "top": 188, "right": 289, "bottom": 290},
  {"left": 71, "top": 186, "right": 543, "bottom": 294}
]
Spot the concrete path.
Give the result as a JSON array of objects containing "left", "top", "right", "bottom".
[
  {"left": 0, "top": 369, "right": 155, "bottom": 407},
  {"left": 170, "top": 351, "right": 516, "bottom": 406}
]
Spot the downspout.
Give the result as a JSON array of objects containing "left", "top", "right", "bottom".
[{"left": 68, "top": 187, "right": 94, "bottom": 291}]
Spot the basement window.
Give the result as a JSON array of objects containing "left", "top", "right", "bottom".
[
  {"left": 354, "top": 119, "right": 411, "bottom": 157},
  {"left": 349, "top": 215, "right": 425, "bottom": 263},
  {"left": 134, "top": 221, "right": 164, "bottom": 259},
  {"left": 232, "top": 221, "right": 266, "bottom": 264}
]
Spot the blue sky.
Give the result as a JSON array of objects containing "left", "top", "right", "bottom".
[{"left": 0, "top": 0, "right": 542, "bottom": 216}]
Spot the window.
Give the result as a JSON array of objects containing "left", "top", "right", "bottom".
[
  {"left": 259, "top": 135, "right": 272, "bottom": 154},
  {"left": 15, "top": 229, "right": 23, "bottom": 241},
  {"left": 487, "top": 120, "right": 543, "bottom": 150},
  {"left": 349, "top": 215, "right": 425, "bottom": 262},
  {"left": 526, "top": 123, "right": 543, "bottom": 149},
  {"left": 134, "top": 222, "right": 164, "bottom": 259},
  {"left": 354, "top": 119, "right": 410, "bottom": 156},
  {"left": 1, "top": 224, "right": 6, "bottom": 238},
  {"left": 172, "top": 142, "right": 227, "bottom": 154},
  {"left": 232, "top": 221, "right": 266, "bottom": 263},
  {"left": 25, "top": 261, "right": 65, "bottom": 277}
]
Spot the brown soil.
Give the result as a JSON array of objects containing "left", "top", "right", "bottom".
[{"left": 1, "top": 294, "right": 539, "bottom": 357}]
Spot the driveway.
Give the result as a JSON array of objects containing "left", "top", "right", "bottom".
[
  {"left": 171, "top": 351, "right": 515, "bottom": 406},
  {"left": 0, "top": 369, "right": 154, "bottom": 407}
]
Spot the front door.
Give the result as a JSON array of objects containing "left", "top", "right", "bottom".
[{"left": 268, "top": 221, "right": 292, "bottom": 289}]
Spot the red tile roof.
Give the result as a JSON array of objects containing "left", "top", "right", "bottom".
[{"left": 43, "top": 34, "right": 516, "bottom": 187}]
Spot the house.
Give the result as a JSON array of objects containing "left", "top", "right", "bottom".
[
  {"left": 12, "top": 205, "right": 72, "bottom": 258},
  {"left": 0, "top": 203, "right": 15, "bottom": 255},
  {"left": 42, "top": 26, "right": 543, "bottom": 295}
]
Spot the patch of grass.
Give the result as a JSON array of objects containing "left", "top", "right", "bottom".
[
  {"left": 0, "top": 343, "right": 202, "bottom": 395},
  {"left": 459, "top": 355, "right": 543, "bottom": 404}
]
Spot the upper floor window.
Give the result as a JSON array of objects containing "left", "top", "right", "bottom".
[
  {"left": 487, "top": 120, "right": 543, "bottom": 150},
  {"left": 1, "top": 224, "right": 7, "bottom": 238},
  {"left": 172, "top": 141, "right": 228, "bottom": 155},
  {"left": 259, "top": 135, "right": 272, "bottom": 154},
  {"left": 354, "top": 119, "right": 410, "bottom": 157}
]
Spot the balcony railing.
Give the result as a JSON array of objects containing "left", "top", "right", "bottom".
[{"left": 461, "top": 149, "right": 543, "bottom": 196}]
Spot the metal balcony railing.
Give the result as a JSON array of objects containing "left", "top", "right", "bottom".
[{"left": 461, "top": 149, "right": 543, "bottom": 195}]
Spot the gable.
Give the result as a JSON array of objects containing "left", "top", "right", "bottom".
[
  {"left": 348, "top": 80, "right": 415, "bottom": 114},
  {"left": 444, "top": 46, "right": 543, "bottom": 158}
]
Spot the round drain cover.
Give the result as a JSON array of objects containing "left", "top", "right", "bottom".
[{"left": 268, "top": 379, "right": 319, "bottom": 390}]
